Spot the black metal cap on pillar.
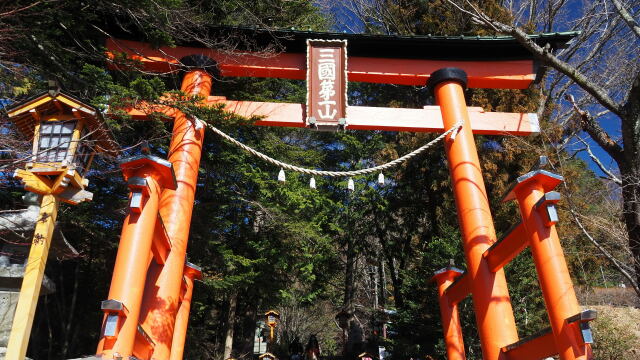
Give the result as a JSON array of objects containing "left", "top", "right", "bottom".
[
  {"left": 426, "top": 67, "right": 468, "bottom": 95},
  {"left": 180, "top": 54, "right": 220, "bottom": 79}
]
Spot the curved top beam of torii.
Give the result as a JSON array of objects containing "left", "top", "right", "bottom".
[
  {"left": 105, "top": 27, "right": 576, "bottom": 89},
  {"left": 106, "top": 28, "right": 576, "bottom": 136}
]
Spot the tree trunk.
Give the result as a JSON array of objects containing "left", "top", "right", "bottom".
[
  {"left": 385, "top": 256, "right": 404, "bottom": 309},
  {"left": 378, "top": 259, "right": 386, "bottom": 308},
  {"left": 372, "top": 265, "right": 379, "bottom": 310},
  {"left": 344, "top": 234, "right": 356, "bottom": 316},
  {"left": 239, "top": 300, "right": 259, "bottom": 355},
  {"left": 61, "top": 262, "right": 80, "bottom": 358},
  {"left": 620, "top": 155, "right": 640, "bottom": 289},
  {"left": 343, "top": 233, "right": 365, "bottom": 358},
  {"left": 620, "top": 74, "right": 640, "bottom": 289},
  {"left": 223, "top": 293, "right": 238, "bottom": 359},
  {"left": 374, "top": 223, "right": 404, "bottom": 309}
]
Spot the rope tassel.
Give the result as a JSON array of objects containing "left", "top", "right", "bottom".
[
  {"left": 310, "top": 177, "right": 316, "bottom": 189},
  {"left": 278, "top": 168, "right": 286, "bottom": 183},
  {"left": 347, "top": 178, "right": 355, "bottom": 192},
  {"left": 378, "top": 173, "right": 385, "bottom": 186}
]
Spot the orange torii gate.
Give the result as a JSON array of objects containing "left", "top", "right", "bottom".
[{"left": 96, "top": 28, "right": 593, "bottom": 360}]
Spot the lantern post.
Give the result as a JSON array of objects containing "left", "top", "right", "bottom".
[{"left": 4, "top": 90, "right": 118, "bottom": 360}]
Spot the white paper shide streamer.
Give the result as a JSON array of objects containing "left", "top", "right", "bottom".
[{"left": 198, "top": 116, "right": 464, "bottom": 190}]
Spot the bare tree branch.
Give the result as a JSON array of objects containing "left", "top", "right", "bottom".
[
  {"left": 610, "top": 0, "right": 640, "bottom": 39},
  {"left": 564, "top": 94, "right": 624, "bottom": 164},
  {"left": 575, "top": 136, "right": 622, "bottom": 185},
  {"left": 567, "top": 206, "right": 640, "bottom": 298},
  {"left": 449, "top": 0, "right": 625, "bottom": 118}
]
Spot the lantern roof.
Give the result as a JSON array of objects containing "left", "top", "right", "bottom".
[
  {"left": 265, "top": 309, "right": 280, "bottom": 317},
  {"left": 5, "top": 91, "right": 119, "bottom": 155},
  {"left": 258, "top": 352, "right": 277, "bottom": 360}
]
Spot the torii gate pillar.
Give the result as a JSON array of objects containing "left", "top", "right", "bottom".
[
  {"left": 137, "top": 65, "right": 212, "bottom": 359},
  {"left": 430, "top": 68, "right": 519, "bottom": 360}
]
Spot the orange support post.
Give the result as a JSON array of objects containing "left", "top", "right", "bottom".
[
  {"left": 169, "top": 263, "right": 202, "bottom": 360},
  {"left": 432, "top": 267, "right": 466, "bottom": 360},
  {"left": 510, "top": 171, "right": 592, "bottom": 359},
  {"left": 138, "top": 64, "right": 212, "bottom": 359},
  {"left": 430, "top": 68, "right": 519, "bottom": 360},
  {"left": 97, "top": 155, "right": 177, "bottom": 359}
]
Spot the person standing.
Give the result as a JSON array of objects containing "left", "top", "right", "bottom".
[
  {"left": 305, "top": 335, "right": 321, "bottom": 360},
  {"left": 289, "top": 337, "right": 303, "bottom": 360}
]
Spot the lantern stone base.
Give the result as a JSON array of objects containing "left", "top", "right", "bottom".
[{"left": 0, "top": 260, "right": 55, "bottom": 358}]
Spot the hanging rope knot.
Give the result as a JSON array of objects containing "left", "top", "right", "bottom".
[
  {"left": 449, "top": 123, "right": 463, "bottom": 141},
  {"left": 188, "top": 115, "right": 204, "bottom": 131}
]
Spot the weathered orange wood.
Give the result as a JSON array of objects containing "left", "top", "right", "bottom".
[
  {"left": 169, "top": 263, "right": 201, "bottom": 360},
  {"left": 512, "top": 173, "right": 591, "bottom": 359},
  {"left": 97, "top": 162, "right": 165, "bottom": 358},
  {"left": 346, "top": 106, "right": 538, "bottom": 135},
  {"left": 106, "top": 38, "right": 535, "bottom": 89},
  {"left": 483, "top": 222, "right": 528, "bottom": 272},
  {"left": 137, "top": 70, "right": 211, "bottom": 360},
  {"left": 433, "top": 268, "right": 467, "bottom": 360},
  {"left": 444, "top": 272, "right": 471, "bottom": 305},
  {"left": 151, "top": 216, "right": 172, "bottom": 265},
  {"left": 502, "top": 330, "right": 557, "bottom": 360},
  {"left": 435, "top": 71, "right": 519, "bottom": 360},
  {"left": 123, "top": 98, "right": 540, "bottom": 136}
]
